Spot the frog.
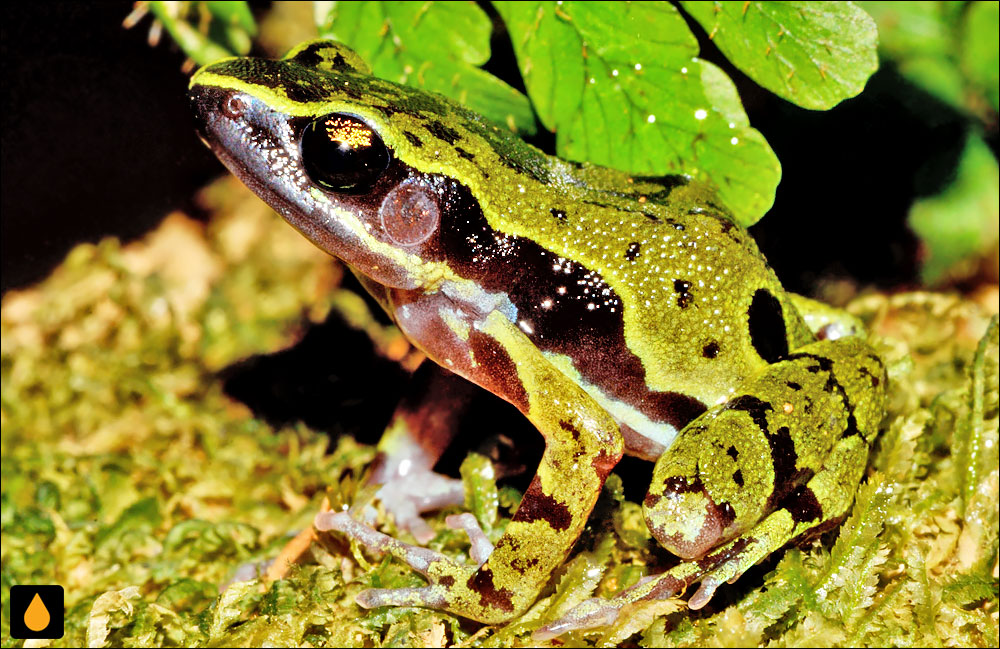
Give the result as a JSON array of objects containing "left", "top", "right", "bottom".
[{"left": 188, "top": 40, "right": 887, "bottom": 636}]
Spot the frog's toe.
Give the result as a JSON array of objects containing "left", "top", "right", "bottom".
[
  {"left": 315, "top": 511, "right": 446, "bottom": 574},
  {"left": 316, "top": 511, "right": 483, "bottom": 606},
  {"left": 686, "top": 575, "right": 721, "bottom": 610},
  {"left": 534, "top": 598, "right": 621, "bottom": 640},
  {"left": 356, "top": 585, "right": 447, "bottom": 610}
]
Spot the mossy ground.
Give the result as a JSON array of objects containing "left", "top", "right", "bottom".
[{"left": 2, "top": 178, "right": 997, "bottom": 647}]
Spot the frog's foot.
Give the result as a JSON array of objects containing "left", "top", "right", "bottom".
[
  {"left": 315, "top": 510, "right": 493, "bottom": 612},
  {"left": 371, "top": 469, "right": 465, "bottom": 543}
]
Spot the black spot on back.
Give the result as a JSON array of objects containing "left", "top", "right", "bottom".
[
  {"left": 402, "top": 131, "right": 423, "bottom": 148},
  {"left": 455, "top": 146, "right": 476, "bottom": 161},
  {"left": 674, "top": 279, "right": 693, "bottom": 309},
  {"left": 702, "top": 341, "right": 720, "bottom": 358},
  {"left": 727, "top": 445, "right": 739, "bottom": 460},
  {"left": 550, "top": 208, "right": 567, "bottom": 221},
  {"left": 732, "top": 469, "right": 744, "bottom": 487},
  {"left": 625, "top": 242, "right": 641, "bottom": 261},
  {"left": 427, "top": 120, "right": 461, "bottom": 145},
  {"left": 748, "top": 288, "right": 788, "bottom": 363}
]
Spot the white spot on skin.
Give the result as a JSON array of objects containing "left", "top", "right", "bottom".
[
  {"left": 634, "top": 63, "right": 642, "bottom": 70},
  {"left": 647, "top": 114, "right": 656, "bottom": 124},
  {"left": 695, "top": 109, "right": 708, "bottom": 120},
  {"left": 731, "top": 137, "right": 739, "bottom": 145}
]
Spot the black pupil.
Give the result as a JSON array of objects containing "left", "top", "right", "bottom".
[{"left": 301, "top": 113, "right": 389, "bottom": 193}]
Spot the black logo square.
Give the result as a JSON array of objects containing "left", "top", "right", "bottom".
[{"left": 9, "top": 585, "right": 65, "bottom": 639}]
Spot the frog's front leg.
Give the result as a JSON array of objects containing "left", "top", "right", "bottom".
[
  {"left": 367, "top": 361, "right": 479, "bottom": 543},
  {"left": 319, "top": 310, "right": 624, "bottom": 624},
  {"left": 540, "top": 336, "right": 887, "bottom": 638}
]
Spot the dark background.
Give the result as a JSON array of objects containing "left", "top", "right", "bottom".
[{"left": 3, "top": 2, "right": 955, "bottom": 297}]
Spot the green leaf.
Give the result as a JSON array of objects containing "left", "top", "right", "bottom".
[
  {"left": 205, "top": 1, "right": 257, "bottom": 36},
  {"left": 908, "top": 134, "right": 1000, "bottom": 284},
  {"left": 316, "top": 1, "right": 536, "bottom": 134},
  {"left": 859, "top": 1, "right": 997, "bottom": 115},
  {"left": 495, "top": 1, "right": 780, "bottom": 226},
  {"left": 681, "top": 1, "right": 878, "bottom": 110},
  {"left": 961, "top": 1, "right": 1000, "bottom": 113}
]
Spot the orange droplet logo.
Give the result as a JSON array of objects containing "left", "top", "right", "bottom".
[{"left": 24, "top": 592, "right": 51, "bottom": 631}]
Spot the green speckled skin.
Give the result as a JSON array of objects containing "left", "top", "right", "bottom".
[{"left": 189, "top": 41, "right": 887, "bottom": 632}]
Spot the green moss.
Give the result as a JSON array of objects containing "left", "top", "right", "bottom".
[{"left": 2, "top": 180, "right": 997, "bottom": 647}]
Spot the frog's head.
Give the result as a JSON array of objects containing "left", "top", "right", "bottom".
[{"left": 189, "top": 40, "right": 528, "bottom": 292}]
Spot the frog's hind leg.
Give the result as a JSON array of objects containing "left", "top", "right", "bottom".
[
  {"left": 534, "top": 432, "right": 873, "bottom": 640},
  {"left": 682, "top": 428, "right": 872, "bottom": 608},
  {"left": 368, "top": 361, "right": 479, "bottom": 542},
  {"left": 538, "top": 336, "right": 887, "bottom": 638}
]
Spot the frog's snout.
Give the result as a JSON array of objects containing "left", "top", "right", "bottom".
[{"left": 643, "top": 479, "right": 727, "bottom": 560}]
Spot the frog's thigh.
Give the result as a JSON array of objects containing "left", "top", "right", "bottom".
[
  {"left": 539, "top": 337, "right": 886, "bottom": 636},
  {"left": 369, "top": 361, "right": 478, "bottom": 540},
  {"left": 534, "top": 434, "right": 870, "bottom": 639},
  {"left": 680, "top": 430, "right": 870, "bottom": 608},
  {"left": 331, "top": 311, "right": 624, "bottom": 624}
]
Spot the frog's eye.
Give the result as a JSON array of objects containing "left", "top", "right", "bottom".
[{"left": 301, "top": 113, "right": 390, "bottom": 193}]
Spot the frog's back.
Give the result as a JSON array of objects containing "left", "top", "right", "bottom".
[{"left": 339, "top": 74, "right": 815, "bottom": 445}]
